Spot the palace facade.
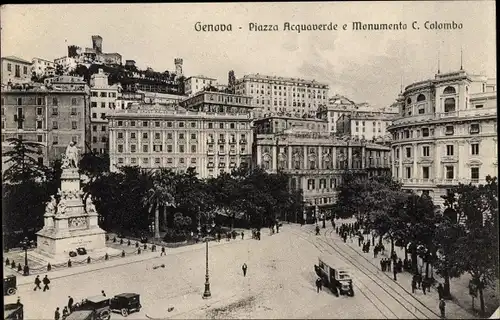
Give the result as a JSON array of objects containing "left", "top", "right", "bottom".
[{"left": 388, "top": 70, "right": 497, "bottom": 208}]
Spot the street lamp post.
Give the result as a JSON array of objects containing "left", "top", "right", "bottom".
[
  {"left": 200, "top": 217, "right": 216, "bottom": 299},
  {"left": 20, "top": 237, "right": 33, "bottom": 276}
]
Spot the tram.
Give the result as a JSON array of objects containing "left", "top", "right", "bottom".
[{"left": 314, "top": 256, "right": 354, "bottom": 297}]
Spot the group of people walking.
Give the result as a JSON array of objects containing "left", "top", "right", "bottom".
[{"left": 33, "top": 275, "right": 51, "bottom": 292}]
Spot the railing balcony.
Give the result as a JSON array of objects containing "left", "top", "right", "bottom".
[
  {"left": 229, "top": 139, "right": 237, "bottom": 144},
  {"left": 218, "top": 162, "right": 226, "bottom": 168},
  {"left": 218, "top": 139, "right": 226, "bottom": 144},
  {"left": 239, "top": 139, "right": 247, "bottom": 144},
  {"left": 207, "top": 150, "right": 215, "bottom": 155},
  {"left": 229, "top": 162, "right": 236, "bottom": 168},
  {"left": 218, "top": 150, "right": 226, "bottom": 155},
  {"left": 207, "top": 162, "right": 214, "bottom": 168},
  {"left": 207, "top": 139, "right": 214, "bottom": 144},
  {"left": 229, "top": 149, "right": 236, "bottom": 155}
]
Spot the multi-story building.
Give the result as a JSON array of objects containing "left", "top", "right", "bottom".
[
  {"left": 89, "top": 69, "right": 119, "bottom": 154},
  {"left": 254, "top": 115, "right": 328, "bottom": 134},
  {"left": 143, "top": 91, "right": 185, "bottom": 105},
  {"left": 108, "top": 91, "right": 254, "bottom": 178},
  {"left": 336, "top": 109, "right": 397, "bottom": 142},
  {"left": 1, "top": 79, "right": 88, "bottom": 171},
  {"left": 32, "top": 58, "right": 55, "bottom": 78},
  {"left": 53, "top": 56, "right": 77, "bottom": 74},
  {"left": 1, "top": 56, "right": 32, "bottom": 85},
  {"left": 317, "top": 95, "right": 358, "bottom": 133},
  {"left": 184, "top": 76, "right": 217, "bottom": 96},
  {"left": 234, "top": 74, "right": 329, "bottom": 119},
  {"left": 388, "top": 69, "right": 497, "bottom": 208},
  {"left": 254, "top": 128, "right": 391, "bottom": 221}
]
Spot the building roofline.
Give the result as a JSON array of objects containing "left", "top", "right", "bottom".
[{"left": 2, "top": 56, "right": 32, "bottom": 64}]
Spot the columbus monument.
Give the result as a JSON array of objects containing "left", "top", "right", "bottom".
[{"left": 34, "top": 142, "right": 118, "bottom": 263}]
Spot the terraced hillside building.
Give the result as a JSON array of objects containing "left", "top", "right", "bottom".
[{"left": 388, "top": 69, "right": 497, "bottom": 208}]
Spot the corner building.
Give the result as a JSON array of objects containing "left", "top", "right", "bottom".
[
  {"left": 254, "top": 128, "right": 391, "bottom": 221},
  {"left": 108, "top": 91, "right": 254, "bottom": 178},
  {"left": 388, "top": 70, "right": 497, "bottom": 208}
]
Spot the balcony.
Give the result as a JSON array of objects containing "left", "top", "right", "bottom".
[
  {"left": 207, "top": 162, "right": 214, "bottom": 168},
  {"left": 239, "top": 139, "right": 247, "bottom": 144},
  {"left": 207, "top": 150, "right": 215, "bottom": 155},
  {"left": 218, "top": 139, "right": 226, "bottom": 144},
  {"left": 390, "top": 107, "right": 497, "bottom": 128},
  {"left": 229, "top": 162, "right": 236, "bottom": 168},
  {"left": 207, "top": 139, "right": 214, "bottom": 144},
  {"left": 229, "top": 139, "right": 237, "bottom": 144},
  {"left": 218, "top": 150, "right": 226, "bottom": 155},
  {"left": 218, "top": 163, "right": 226, "bottom": 168},
  {"left": 229, "top": 149, "right": 236, "bottom": 155}
]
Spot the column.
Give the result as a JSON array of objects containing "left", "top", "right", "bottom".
[
  {"left": 391, "top": 147, "right": 396, "bottom": 179},
  {"left": 272, "top": 144, "right": 278, "bottom": 171},
  {"left": 361, "top": 146, "right": 366, "bottom": 168},
  {"left": 124, "top": 130, "right": 129, "bottom": 153},
  {"left": 318, "top": 146, "right": 323, "bottom": 169},
  {"left": 413, "top": 143, "right": 418, "bottom": 180},
  {"left": 331, "top": 146, "right": 337, "bottom": 169},
  {"left": 398, "top": 146, "right": 403, "bottom": 179},
  {"left": 303, "top": 146, "right": 308, "bottom": 169},
  {"left": 457, "top": 141, "right": 465, "bottom": 179},
  {"left": 288, "top": 145, "right": 292, "bottom": 169},
  {"left": 256, "top": 145, "right": 262, "bottom": 167},
  {"left": 347, "top": 146, "right": 352, "bottom": 169},
  {"left": 434, "top": 142, "right": 441, "bottom": 181}
]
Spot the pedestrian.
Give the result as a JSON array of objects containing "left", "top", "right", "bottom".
[
  {"left": 62, "top": 307, "right": 69, "bottom": 320},
  {"left": 439, "top": 298, "right": 446, "bottom": 318},
  {"left": 242, "top": 263, "right": 247, "bottom": 277},
  {"left": 16, "top": 297, "right": 21, "bottom": 305},
  {"left": 380, "top": 259, "right": 384, "bottom": 271},
  {"left": 411, "top": 279, "right": 417, "bottom": 294},
  {"left": 437, "top": 283, "right": 444, "bottom": 300},
  {"left": 34, "top": 275, "right": 42, "bottom": 291},
  {"left": 315, "top": 277, "right": 323, "bottom": 293},
  {"left": 397, "top": 258, "right": 403, "bottom": 273},
  {"left": 161, "top": 246, "right": 166, "bottom": 256},
  {"left": 241, "top": 231, "right": 244, "bottom": 240},
  {"left": 416, "top": 273, "right": 422, "bottom": 289},
  {"left": 422, "top": 279, "right": 427, "bottom": 295},
  {"left": 54, "top": 307, "right": 60, "bottom": 320},
  {"left": 101, "top": 290, "right": 106, "bottom": 297},
  {"left": 393, "top": 266, "right": 397, "bottom": 281},
  {"left": 67, "top": 296, "right": 74, "bottom": 312},
  {"left": 42, "top": 275, "right": 51, "bottom": 292}
]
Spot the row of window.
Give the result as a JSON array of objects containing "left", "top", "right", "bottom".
[
  {"left": 394, "top": 123, "right": 481, "bottom": 140},
  {"left": 115, "top": 157, "right": 244, "bottom": 166},
  {"left": 91, "top": 91, "right": 117, "bottom": 98},
  {"left": 401, "top": 166, "right": 480, "bottom": 181},
  {"left": 246, "top": 83, "right": 327, "bottom": 93},
  {"left": 115, "top": 120, "right": 248, "bottom": 130},
  {"left": 116, "top": 143, "right": 247, "bottom": 154},
  {"left": 5, "top": 97, "right": 80, "bottom": 106},
  {"left": 115, "top": 131, "right": 247, "bottom": 142},
  {"left": 307, "top": 178, "right": 338, "bottom": 190},
  {"left": 395, "top": 143, "right": 480, "bottom": 158},
  {"left": 6, "top": 63, "right": 28, "bottom": 76},
  {"left": 91, "top": 102, "right": 116, "bottom": 109}
]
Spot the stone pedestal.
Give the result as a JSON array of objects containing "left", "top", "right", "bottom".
[{"left": 36, "top": 167, "right": 111, "bottom": 261}]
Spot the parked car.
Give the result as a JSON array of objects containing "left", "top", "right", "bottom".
[
  {"left": 4, "top": 303, "right": 23, "bottom": 320},
  {"left": 65, "top": 310, "right": 96, "bottom": 320},
  {"left": 69, "top": 251, "right": 77, "bottom": 258},
  {"left": 4, "top": 275, "right": 17, "bottom": 296},
  {"left": 77, "top": 247, "right": 87, "bottom": 255},
  {"left": 110, "top": 293, "right": 141, "bottom": 317},
  {"left": 72, "top": 296, "right": 110, "bottom": 320}
]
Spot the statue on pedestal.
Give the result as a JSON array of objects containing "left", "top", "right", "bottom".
[
  {"left": 85, "top": 196, "right": 97, "bottom": 214},
  {"left": 45, "top": 195, "right": 57, "bottom": 216},
  {"left": 62, "top": 141, "right": 79, "bottom": 169}
]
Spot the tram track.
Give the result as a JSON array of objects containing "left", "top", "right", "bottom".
[
  {"left": 290, "top": 226, "right": 440, "bottom": 319},
  {"left": 320, "top": 227, "right": 440, "bottom": 318}
]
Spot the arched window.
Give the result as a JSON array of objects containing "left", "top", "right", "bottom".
[
  {"left": 406, "top": 98, "right": 412, "bottom": 105},
  {"left": 444, "top": 98, "right": 456, "bottom": 113},
  {"left": 443, "top": 86, "right": 456, "bottom": 94},
  {"left": 417, "top": 94, "right": 426, "bottom": 102}
]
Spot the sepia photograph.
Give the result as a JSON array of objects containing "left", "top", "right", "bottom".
[{"left": 1, "top": 2, "right": 498, "bottom": 319}]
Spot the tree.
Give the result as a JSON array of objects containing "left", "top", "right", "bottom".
[
  {"left": 432, "top": 219, "right": 467, "bottom": 298},
  {"left": 443, "top": 177, "right": 499, "bottom": 314},
  {"left": 207, "top": 172, "right": 239, "bottom": 230},
  {"left": 3, "top": 137, "right": 48, "bottom": 184},
  {"left": 79, "top": 152, "right": 110, "bottom": 205},
  {"left": 55, "top": 64, "right": 64, "bottom": 76}
]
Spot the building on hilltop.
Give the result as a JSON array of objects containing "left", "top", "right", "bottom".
[
  {"left": 234, "top": 74, "right": 329, "bottom": 119},
  {"left": 31, "top": 58, "right": 56, "bottom": 79},
  {"left": 387, "top": 69, "right": 497, "bottom": 209},
  {"left": 184, "top": 75, "right": 217, "bottom": 96},
  {"left": 1, "top": 56, "right": 32, "bottom": 85}
]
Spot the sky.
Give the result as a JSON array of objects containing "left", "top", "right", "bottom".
[{"left": 1, "top": 2, "right": 496, "bottom": 108}]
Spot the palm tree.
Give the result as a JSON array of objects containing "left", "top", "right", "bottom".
[{"left": 143, "top": 169, "right": 176, "bottom": 239}]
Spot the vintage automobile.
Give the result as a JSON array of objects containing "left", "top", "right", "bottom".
[
  {"left": 72, "top": 296, "right": 111, "bottom": 320},
  {"left": 65, "top": 310, "right": 96, "bottom": 320},
  {"left": 110, "top": 293, "right": 141, "bottom": 317},
  {"left": 4, "top": 303, "right": 23, "bottom": 320},
  {"left": 4, "top": 275, "right": 17, "bottom": 296},
  {"left": 315, "top": 256, "right": 354, "bottom": 297},
  {"left": 76, "top": 247, "right": 87, "bottom": 255}
]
